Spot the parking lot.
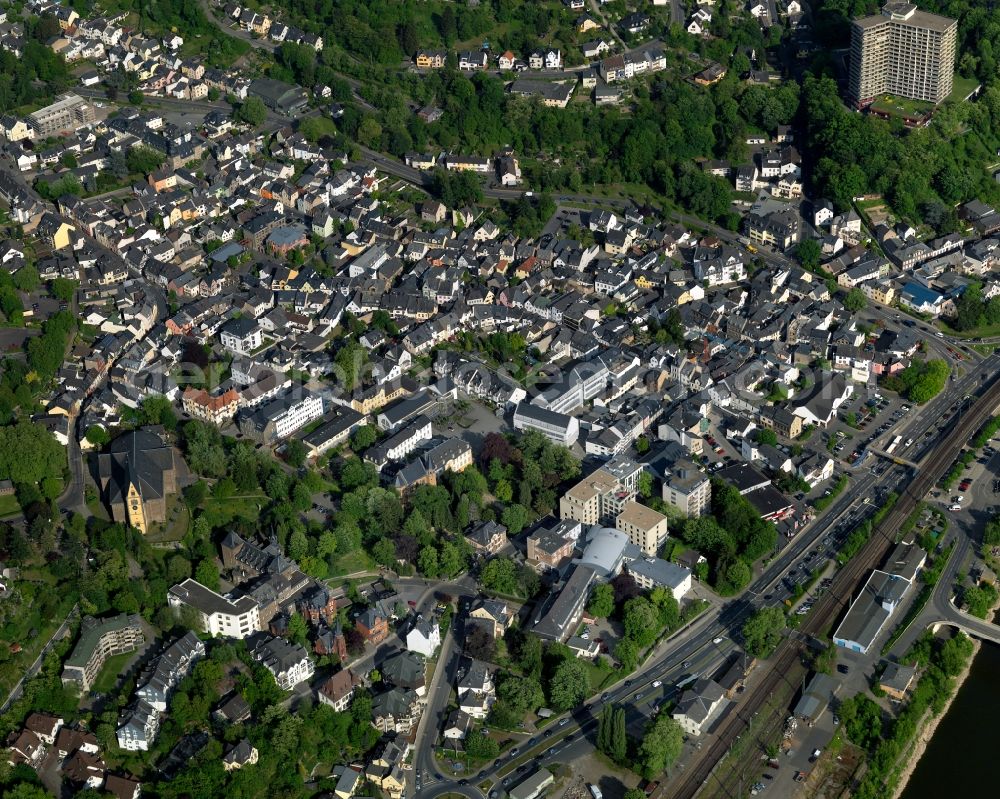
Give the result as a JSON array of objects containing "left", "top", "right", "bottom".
[{"left": 829, "top": 392, "right": 911, "bottom": 467}]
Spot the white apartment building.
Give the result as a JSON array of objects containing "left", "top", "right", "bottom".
[{"left": 168, "top": 578, "right": 261, "bottom": 639}]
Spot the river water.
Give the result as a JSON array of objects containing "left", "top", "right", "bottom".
[{"left": 898, "top": 640, "right": 1000, "bottom": 799}]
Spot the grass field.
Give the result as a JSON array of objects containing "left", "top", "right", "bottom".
[
  {"left": 90, "top": 651, "right": 136, "bottom": 696},
  {"left": 935, "top": 319, "right": 1000, "bottom": 340},
  {"left": 869, "top": 93, "right": 935, "bottom": 120},
  {"left": 198, "top": 494, "right": 265, "bottom": 528},
  {"left": 0, "top": 493, "right": 19, "bottom": 518},
  {"left": 328, "top": 549, "right": 376, "bottom": 577},
  {"left": 948, "top": 75, "right": 980, "bottom": 103}
]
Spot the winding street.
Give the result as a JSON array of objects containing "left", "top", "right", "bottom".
[{"left": 198, "top": 0, "right": 277, "bottom": 53}]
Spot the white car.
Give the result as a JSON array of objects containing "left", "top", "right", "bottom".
[
  {"left": 713, "top": 637, "right": 724, "bottom": 644},
  {"left": 652, "top": 680, "right": 662, "bottom": 688}
]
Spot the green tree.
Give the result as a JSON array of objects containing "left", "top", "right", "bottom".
[
  {"left": 498, "top": 674, "right": 544, "bottom": 714},
  {"left": 480, "top": 557, "right": 519, "bottom": 595},
  {"left": 837, "top": 693, "right": 883, "bottom": 753},
  {"left": 612, "top": 705, "right": 627, "bottom": 762},
  {"left": 287, "top": 612, "right": 308, "bottom": 646},
  {"left": 285, "top": 439, "right": 307, "bottom": 468},
  {"left": 795, "top": 238, "right": 821, "bottom": 270},
  {"left": 236, "top": 96, "right": 267, "bottom": 127},
  {"left": 12, "top": 264, "right": 40, "bottom": 292},
  {"left": 500, "top": 503, "right": 530, "bottom": 536},
  {"left": 623, "top": 596, "right": 659, "bottom": 648},
  {"left": 637, "top": 713, "right": 684, "bottom": 778},
  {"left": 843, "top": 287, "right": 868, "bottom": 312},
  {"left": 351, "top": 425, "right": 379, "bottom": 451},
  {"left": 615, "top": 638, "right": 639, "bottom": 672},
  {"left": 984, "top": 514, "right": 1000, "bottom": 546},
  {"left": 418, "top": 546, "right": 439, "bottom": 578},
  {"left": 465, "top": 730, "right": 499, "bottom": 759},
  {"left": 549, "top": 658, "right": 588, "bottom": 711},
  {"left": 755, "top": 428, "right": 778, "bottom": 446},
  {"left": 195, "top": 559, "right": 220, "bottom": 592},
  {"left": 85, "top": 426, "right": 109, "bottom": 447},
  {"left": 587, "top": 583, "right": 615, "bottom": 618},
  {"left": 741, "top": 606, "right": 787, "bottom": 659}
]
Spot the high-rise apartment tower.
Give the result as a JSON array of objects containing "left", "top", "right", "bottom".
[{"left": 849, "top": 3, "right": 957, "bottom": 107}]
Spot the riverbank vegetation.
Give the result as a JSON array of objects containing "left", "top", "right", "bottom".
[{"left": 838, "top": 632, "right": 975, "bottom": 799}]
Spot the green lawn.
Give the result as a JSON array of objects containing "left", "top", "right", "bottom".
[
  {"left": 948, "top": 75, "right": 980, "bottom": 103},
  {"left": 936, "top": 319, "right": 1000, "bottom": 340},
  {"left": 90, "top": 650, "right": 136, "bottom": 696},
  {"left": 198, "top": 495, "right": 264, "bottom": 528},
  {"left": 582, "top": 659, "right": 615, "bottom": 693},
  {"left": 0, "top": 493, "right": 19, "bottom": 518},
  {"left": 328, "top": 549, "right": 376, "bottom": 577},
  {"left": 869, "top": 93, "right": 934, "bottom": 120}
]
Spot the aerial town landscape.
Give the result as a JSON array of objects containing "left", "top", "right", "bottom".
[{"left": 2, "top": 1, "right": 1000, "bottom": 799}]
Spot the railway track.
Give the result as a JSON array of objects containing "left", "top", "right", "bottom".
[{"left": 669, "top": 377, "right": 1000, "bottom": 799}]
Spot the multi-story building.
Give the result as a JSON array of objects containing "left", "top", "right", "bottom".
[
  {"left": 746, "top": 207, "right": 800, "bottom": 251},
  {"left": 61, "top": 614, "right": 145, "bottom": 692},
  {"left": 663, "top": 460, "right": 712, "bottom": 517},
  {"left": 135, "top": 631, "right": 205, "bottom": 711},
  {"left": 513, "top": 402, "right": 580, "bottom": 446},
  {"left": 28, "top": 94, "right": 96, "bottom": 137},
  {"left": 616, "top": 500, "right": 669, "bottom": 557},
  {"left": 248, "top": 634, "right": 314, "bottom": 690},
  {"left": 167, "top": 578, "right": 261, "bottom": 639},
  {"left": 238, "top": 391, "right": 324, "bottom": 444},
  {"left": 317, "top": 669, "right": 363, "bottom": 712},
  {"left": 849, "top": 3, "right": 957, "bottom": 107},
  {"left": 362, "top": 415, "right": 433, "bottom": 471},
  {"left": 559, "top": 458, "right": 643, "bottom": 526},
  {"left": 526, "top": 519, "right": 580, "bottom": 569},
  {"left": 530, "top": 563, "right": 596, "bottom": 641},
  {"left": 181, "top": 387, "right": 239, "bottom": 425},
  {"left": 220, "top": 317, "right": 263, "bottom": 356}
]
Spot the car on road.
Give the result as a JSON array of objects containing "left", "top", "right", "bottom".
[
  {"left": 601, "top": 692, "right": 610, "bottom": 701},
  {"left": 544, "top": 729, "right": 553, "bottom": 737},
  {"left": 503, "top": 778, "right": 512, "bottom": 786},
  {"left": 510, "top": 747, "right": 520, "bottom": 757},
  {"left": 460, "top": 780, "right": 469, "bottom": 786},
  {"left": 683, "top": 660, "right": 692, "bottom": 668},
  {"left": 652, "top": 680, "right": 662, "bottom": 688},
  {"left": 713, "top": 637, "right": 724, "bottom": 644},
  {"left": 635, "top": 693, "right": 643, "bottom": 701},
  {"left": 559, "top": 717, "right": 570, "bottom": 726}
]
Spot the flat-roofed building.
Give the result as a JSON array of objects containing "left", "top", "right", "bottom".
[
  {"left": 616, "top": 500, "right": 669, "bottom": 556},
  {"left": 509, "top": 769, "right": 554, "bottom": 799},
  {"left": 513, "top": 401, "right": 579, "bottom": 446},
  {"left": 560, "top": 458, "right": 642, "bottom": 526},
  {"left": 849, "top": 3, "right": 957, "bottom": 107},
  {"left": 28, "top": 93, "right": 96, "bottom": 137},
  {"left": 663, "top": 459, "right": 711, "bottom": 517}
]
